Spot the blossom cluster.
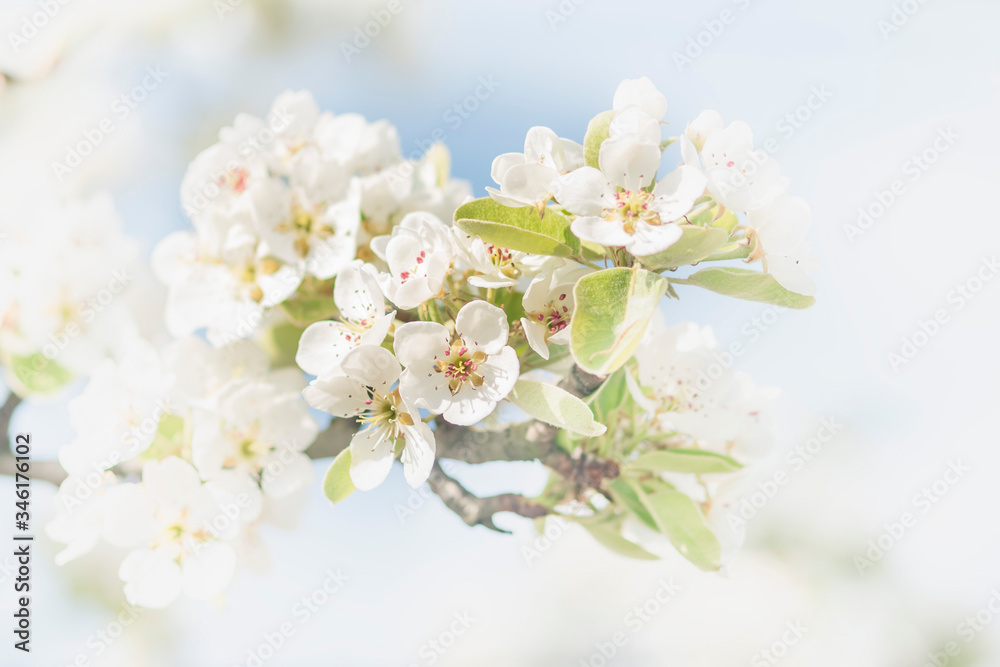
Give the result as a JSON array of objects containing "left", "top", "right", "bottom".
[
  {"left": 30, "top": 77, "right": 819, "bottom": 606},
  {"left": 488, "top": 77, "right": 819, "bottom": 296},
  {"left": 0, "top": 192, "right": 138, "bottom": 391},
  {"left": 47, "top": 333, "right": 318, "bottom": 608},
  {"left": 152, "top": 90, "right": 470, "bottom": 346}
]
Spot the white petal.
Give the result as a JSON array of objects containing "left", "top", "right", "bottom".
[
  {"left": 651, "top": 165, "right": 708, "bottom": 221},
  {"left": 499, "top": 162, "right": 558, "bottom": 206},
  {"left": 302, "top": 376, "right": 369, "bottom": 417},
  {"left": 599, "top": 136, "right": 661, "bottom": 190},
  {"left": 748, "top": 195, "right": 811, "bottom": 255},
  {"left": 348, "top": 426, "right": 395, "bottom": 490},
  {"left": 341, "top": 345, "right": 401, "bottom": 389},
  {"left": 571, "top": 216, "right": 633, "bottom": 248},
  {"left": 455, "top": 300, "right": 509, "bottom": 355},
  {"left": 490, "top": 152, "right": 525, "bottom": 184},
  {"left": 101, "top": 485, "right": 156, "bottom": 547},
  {"left": 552, "top": 167, "right": 613, "bottom": 216},
  {"left": 143, "top": 457, "right": 201, "bottom": 507},
  {"left": 398, "top": 366, "right": 451, "bottom": 415},
  {"left": 767, "top": 244, "right": 820, "bottom": 297},
  {"left": 612, "top": 77, "right": 668, "bottom": 119},
  {"left": 625, "top": 223, "right": 684, "bottom": 257},
  {"left": 120, "top": 549, "right": 182, "bottom": 609},
  {"left": 181, "top": 541, "right": 236, "bottom": 601},
  {"left": 393, "top": 321, "right": 450, "bottom": 369},
  {"left": 334, "top": 262, "right": 384, "bottom": 322},
  {"left": 261, "top": 450, "right": 315, "bottom": 498},
  {"left": 400, "top": 420, "right": 436, "bottom": 488},
  {"left": 521, "top": 318, "right": 550, "bottom": 360},
  {"left": 523, "top": 126, "right": 562, "bottom": 166}
]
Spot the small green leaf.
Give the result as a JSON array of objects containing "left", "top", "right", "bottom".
[
  {"left": 323, "top": 448, "right": 356, "bottom": 505},
  {"left": 454, "top": 198, "right": 580, "bottom": 257},
  {"left": 578, "top": 515, "right": 660, "bottom": 560},
  {"left": 570, "top": 267, "right": 667, "bottom": 375},
  {"left": 680, "top": 267, "right": 815, "bottom": 309},
  {"left": 583, "top": 110, "right": 614, "bottom": 169},
  {"left": 627, "top": 449, "right": 743, "bottom": 475},
  {"left": 640, "top": 489, "right": 722, "bottom": 571},
  {"left": 9, "top": 354, "right": 73, "bottom": 395},
  {"left": 637, "top": 226, "right": 729, "bottom": 270},
  {"left": 608, "top": 478, "right": 657, "bottom": 531},
  {"left": 508, "top": 379, "right": 607, "bottom": 437}
]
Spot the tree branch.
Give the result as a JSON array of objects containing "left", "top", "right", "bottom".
[
  {"left": 427, "top": 462, "right": 548, "bottom": 533},
  {"left": 0, "top": 392, "right": 68, "bottom": 486}
]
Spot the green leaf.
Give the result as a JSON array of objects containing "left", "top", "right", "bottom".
[
  {"left": 640, "top": 489, "right": 722, "bottom": 571},
  {"left": 508, "top": 379, "right": 607, "bottom": 437},
  {"left": 637, "top": 226, "right": 729, "bottom": 270},
  {"left": 143, "top": 414, "right": 184, "bottom": 461},
  {"left": 454, "top": 198, "right": 580, "bottom": 257},
  {"left": 491, "top": 288, "right": 526, "bottom": 327},
  {"left": 627, "top": 449, "right": 743, "bottom": 475},
  {"left": 323, "top": 448, "right": 356, "bottom": 505},
  {"left": 570, "top": 267, "right": 668, "bottom": 375},
  {"left": 680, "top": 267, "right": 815, "bottom": 309},
  {"left": 8, "top": 354, "right": 73, "bottom": 395},
  {"left": 608, "top": 478, "right": 657, "bottom": 531},
  {"left": 281, "top": 296, "right": 337, "bottom": 327},
  {"left": 263, "top": 322, "right": 305, "bottom": 368},
  {"left": 587, "top": 367, "right": 628, "bottom": 421},
  {"left": 711, "top": 208, "right": 740, "bottom": 233},
  {"left": 703, "top": 245, "right": 751, "bottom": 262},
  {"left": 578, "top": 515, "right": 660, "bottom": 560},
  {"left": 583, "top": 110, "right": 614, "bottom": 169}
]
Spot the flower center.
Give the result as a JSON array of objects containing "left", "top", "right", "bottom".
[
  {"left": 434, "top": 340, "right": 487, "bottom": 395},
  {"left": 527, "top": 291, "right": 571, "bottom": 337},
  {"left": 605, "top": 189, "right": 661, "bottom": 234},
  {"left": 485, "top": 244, "right": 517, "bottom": 278},
  {"left": 358, "top": 388, "right": 414, "bottom": 440},
  {"left": 399, "top": 250, "right": 427, "bottom": 284},
  {"left": 275, "top": 201, "right": 336, "bottom": 258}
]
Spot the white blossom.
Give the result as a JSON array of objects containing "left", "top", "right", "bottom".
[{"left": 396, "top": 300, "right": 519, "bottom": 426}]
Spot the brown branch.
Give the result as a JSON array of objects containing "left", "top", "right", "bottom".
[
  {"left": 0, "top": 392, "right": 67, "bottom": 486},
  {"left": 427, "top": 462, "right": 548, "bottom": 533}
]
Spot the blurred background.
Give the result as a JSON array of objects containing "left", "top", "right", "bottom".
[{"left": 1, "top": 0, "right": 999, "bottom": 664}]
